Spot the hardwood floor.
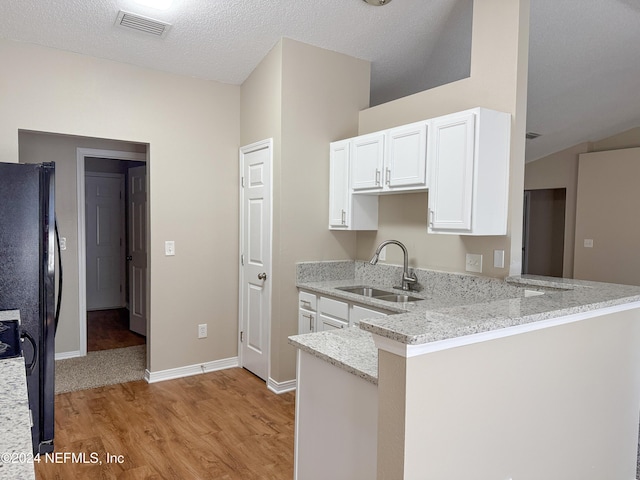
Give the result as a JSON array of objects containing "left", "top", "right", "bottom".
[
  {"left": 36, "top": 368, "right": 295, "bottom": 480},
  {"left": 87, "top": 308, "right": 146, "bottom": 352}
]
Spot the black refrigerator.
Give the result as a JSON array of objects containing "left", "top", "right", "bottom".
[{"left": 0, "top": 161, "right": 57, "bottom": 454}]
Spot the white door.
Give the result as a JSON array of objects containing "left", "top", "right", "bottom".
[
  {"left": 85, "top": 173, "right": 125, "bottom": 310},
  {"left": 128, "top": 166, "right": 147, "bottom": 336},
  {"left": 239, "top": 139, "right": 272, "bottom": 381}
]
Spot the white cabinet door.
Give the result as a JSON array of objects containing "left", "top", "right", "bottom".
[
  {"left": 386, "top": 121, "right": 428, "bottom": 190},
  {"left": 328, "top": 140, "right": 350, "bottom": 229},
  {"left": 328, "top": 139, "right": 378, "bottom": 231},
  {"left": 298, "top": 291, "right": 317, "bottom": 334},
  {"left": 428, "top": 111, "right": 476, "bottom": 232},
  {"left": 351, "top": 132, "right": 385, "bottom": 191},
  {"left": 427, "top": 108, "right": 510, "bottom": 236},
  {"left": 317, "top": 296, "right": 349, "bottom": 332}
]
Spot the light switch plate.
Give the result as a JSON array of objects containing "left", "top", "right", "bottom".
[
  {"left": 493, "top": 250, "right": 505, "bottom": 269},
  {"left": 466, "top": 253, "right": 483, "bottom": 273},
  {"left": 165, "top": 240, "right": 175, "bottom": 256}
]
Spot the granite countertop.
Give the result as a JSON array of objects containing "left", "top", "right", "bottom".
[
  {"left": 0, "top": 310, "right": 36, "bottom": 480},
  {"left": 289, "top": 263, "right": 640, "bottom": 384}
]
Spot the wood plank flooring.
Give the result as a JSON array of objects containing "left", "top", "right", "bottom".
[
  {"left": 87, "top": 308, "right": 146, "bottom": 352},
  {"left": 36, "top": 368, "right": 295, "bottom": 480}
]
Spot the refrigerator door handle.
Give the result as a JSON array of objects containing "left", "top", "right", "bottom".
[{"left": 20, "top": 329, "right": 38, "bottom": 375}]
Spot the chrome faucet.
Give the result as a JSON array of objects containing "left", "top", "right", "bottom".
[{"left": 369, "top": 240, "right": 418, "bottom": 291}]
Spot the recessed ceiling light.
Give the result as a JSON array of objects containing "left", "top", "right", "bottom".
[
  {"left": 363, "top": 0, "right": 392, "bottom": 5},
  {"left": 134, "top": 0, "right": 173, "bottom": 10}
]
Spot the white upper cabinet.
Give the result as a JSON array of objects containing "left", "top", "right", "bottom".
[
  {"left": 385, "top": 121, "right": 428, "bottom": 190},
  {"left": 351, "top": 122, "right": 428, "bottom": 194},
  {"left": 351, "top": 132, "right": 385, "bottom": 191},
  {"left": 427, "top": 107, "right": 511, "bottom": 236},
  {"left": 328, "top": 140, "right": 350, "bottom": 229},
  {"left": 329, "top": 140, "right": 378, "bottom": 231}
]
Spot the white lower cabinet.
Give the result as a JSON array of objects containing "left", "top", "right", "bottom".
[
  {"left": 298, "top": 291, "right": 317, "bottom": 334},
  {"left": 299, "top": 290, "right": 390, "bottom": 332},
  {"left": 317, "top": 296, "right": 349, "bottom": 332}
]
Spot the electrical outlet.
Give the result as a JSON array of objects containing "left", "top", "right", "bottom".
[
  {"left": 465, "top": 253, "right": 483, "bottom": 273},
  {"left": 584, "top": 239, "right": 594, "bottom": 248},
  {"left": 198, "top": 323, "right": 207, "bottom": 339},
  {"left": 59, "top": 237, "right": 67, "bottom": 251},
  {"left": 493, "top": 249, "right": 505, "bottom": 269},
  {"left": 165, "top": 240, "right": 175, "bottom": 256}
]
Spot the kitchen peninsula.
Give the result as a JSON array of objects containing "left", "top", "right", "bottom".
[{"left": 289, "top": 261, "right": 640, "bottom": 479}]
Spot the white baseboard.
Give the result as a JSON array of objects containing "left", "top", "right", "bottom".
[
  {"left": 145, "top": 356, "right": 239, "bottom": 383},
  {"left": 267, "top": 376, "right": 296, "bottom": 394},
  {"left": 55, "top": 350, "right": 82, "bottom": 361}
]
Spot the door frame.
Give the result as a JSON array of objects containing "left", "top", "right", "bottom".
[
  {"left": 84, "top": 172, "right": 126, "bottom": 310},
  {"left": 237, "top": 138, "right": 273, "bottom": 382},
  {"left": 76, "top": 148, "right": 147, "bottom": 356}
]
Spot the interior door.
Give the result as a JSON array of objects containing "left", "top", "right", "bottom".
[
  {"left": 85, "top": 173, "right": 125, "bottom": 310},
  {"left": 239, "top": 139, "right": 272, "bottom": 381},
  {"left": 128, "top": 165, "right": 147, "bottom": 336}
]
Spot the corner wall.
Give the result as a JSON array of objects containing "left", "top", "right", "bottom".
[
  {"left": 241, "top": 38, "right": 370, "bottom": 383},
  {"left": 357, "top": 0, "right": 530, "bottom": 278}
]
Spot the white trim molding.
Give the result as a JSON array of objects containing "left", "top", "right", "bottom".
[
  {"left": 55, "top": 350, "right": 82, "bottom": 361},
  {"left": 145, "top": 356, "right": 239, "bottom": 383},
  {"left": 373, "top": 301, "right": 640, "bottom": 358},
  {"left": 267, "top": 377, "right": 296, "bottom": 394}
]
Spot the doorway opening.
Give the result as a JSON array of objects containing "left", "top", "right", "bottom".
[
  {"left": 84, "top": 157, "right": 146, "bottom": 352},
  {"left": 522, "top": 188, "right": 567, "bottom": 277},
  {"left": 78, "top": 148, "right": 148, "bottom": 357}
]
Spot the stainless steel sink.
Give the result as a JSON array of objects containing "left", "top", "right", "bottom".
[
  {"left": 336, "top": 285, "right": 421, "bottom": 303},
  {"left": 374, "top": 293, "right": 422, "bottom": 303},
  {"left": 336, "top": 286, "right": 394, "bottom": 297}
]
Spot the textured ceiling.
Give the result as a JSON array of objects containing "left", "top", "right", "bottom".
[{"left": 0, "top": 0, "right": 639, "bottom": 161}]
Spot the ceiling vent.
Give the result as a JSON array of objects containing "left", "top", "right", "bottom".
[
  {"left": 525, "top": 131, "right": 542, "bottom": 140},
  {"left": 115, "top": 10, "right": 171, "bottom": 38}
]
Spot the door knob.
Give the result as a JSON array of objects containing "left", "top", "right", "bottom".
[
  {"left": 126, "top": 255, "right": 133, "bottom": 261},
  {"left": 258, "top": 272, "right": 267, "bottom": 280}
]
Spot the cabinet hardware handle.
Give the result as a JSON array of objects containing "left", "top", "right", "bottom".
[
  {"left": 341, "top": 209, "right": 346, "bottom": 225},
  {"left": 428, "top": 209, "right": 434, "bottom": 226},
  {"left": 375, "top": 169, "right": 381, "bottom": 186},
  {"left": 385, "top": 168, "right": 390, "bottom": 185},
  {"left": 302, "top": 313, "right": 314, "bottom": 332},
  {"left": 300, "top": 300, "right": 311, "bottom": 308},
  {"left": 258, "top": 272, "right": 267, "bottom": 280}
]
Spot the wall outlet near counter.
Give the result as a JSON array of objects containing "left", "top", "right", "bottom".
[{"left": 465, "top": 253, "right": 483, "bottom": 273}]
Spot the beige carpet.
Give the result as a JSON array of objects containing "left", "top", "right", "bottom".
[{"left": 55, "top": 345, "right": 146, "bottom": 394}]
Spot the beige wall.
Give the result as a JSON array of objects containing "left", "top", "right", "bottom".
[
  {"left": 1, "top": 39, "right": 241, "bottom": 372},
  {"left": 18, "top": 132, "right": 146, "bottom": 354},
  {"left": 356, "top": 0, "right": 530, "bottom": 278},
  {"left": 378, "top": 309, "right": 640, "bottom": 478},
  {"left": 524, "top": 142, "right": 587, "bottom": 277},
  {"left": 524, "top": 126, "right": 640, "bottom": 281},
  {"left": 574, "top": 148, "right": 640, "bottom": 285},
  {"left": 241, "top": 38, "right": 370, "bottom": 382}
]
